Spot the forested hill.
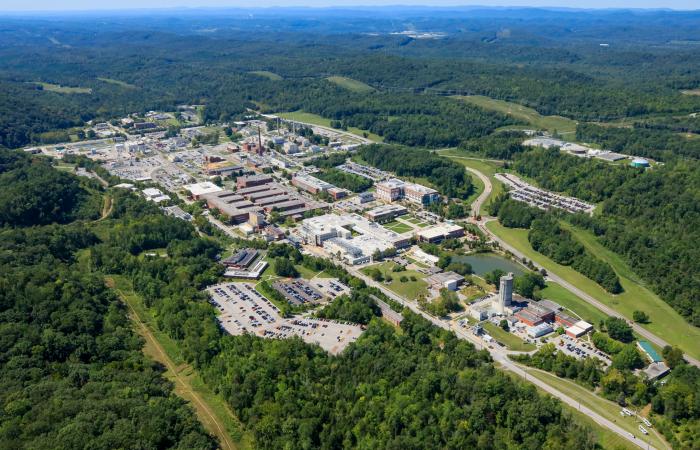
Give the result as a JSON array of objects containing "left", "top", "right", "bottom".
[
  {"left": 0, "top": 150, "right": 216, "bottom": 449},
  {"left": 2, "top": 11, "right": 700, "bottom": 149}
]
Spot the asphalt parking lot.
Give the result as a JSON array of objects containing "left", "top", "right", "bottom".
[
  {"left": 552, "top": 335, "right": 611, "bottom": 366},
  {"left": 206, "top": 282, "right": 363, "bottom": 354}
]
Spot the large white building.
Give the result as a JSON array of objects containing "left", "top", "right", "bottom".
[{"left": 301, "top": 213, "right": 410, "bottom": 264}]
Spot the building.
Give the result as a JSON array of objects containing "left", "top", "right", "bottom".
[
  {"left": 328, "top": 187, "right": 349, "bottom": 200},
  {"left": 515, "top": 309, "right": 544, "bottom": 327},
  {"left": 375, "top": 179, "right": 405, "bottom": 202},
  {"left": 283, "top": 142, "right": 300, "bottom": 154},
  {"left": 222, "top": 248, "right": 259, "bottom": 269},
  {"left": 426, "top": 271, "right": 465, "bottom": 291},
  {"left": 554, "top": 311, "right": 578, "bottom": 328},
  {"left": 595, "top": 152, "right": 627, "bottom": 162},
  {"left": 643, "top": 362, "right": 670, "bottom": 380},
  {"left": 404, "top": 183, "right": 440, "bottom": 206},
  {"left": 236, "top": 174, "right": 273, "bottom": 189},
  {"left": 142, "top": 188, "right": 169, "bottom": 203},
  {"left": 292, "top": 174, "right": 334, "bottom": 194},
  {"left": 365, "top": 204, "right": 408, "bottom": 222},
  {"left": 201, "top": 190, "right": 263, "bottom": 223},
  {"left": 301, "top": 213, "right": 410, "bottom": 264},
  {"left": 354, "top": 192, "right": 375, "bottom": 204},
  {"left": 469, "top": 307, "right": 489, "bottom": 321},
  {"left": 184, "top": 181, "right": 223, "bottom": 199},
  {"left": 565, "top": 320, "right": 593, "bottom": 338},
  {"left": 526, "top": 302, "right": 555, "bottom": 322},
  {"left": 415, "top": 223, "right": 464, "bottom": 243},
  {"left": 527, "top": 323, "right": 553, "bottom": 338}
]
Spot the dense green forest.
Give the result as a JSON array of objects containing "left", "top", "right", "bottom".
[
  {"left": 316, "top": 168, "right": 373, "bottom": 193},
  {"left": 510, "top": 148, "right": 700, "bottom": 326},
  {"left": 359, "top": 144, "right": 473, "bottom": 199},
  {"left": 0, "top": 152, "right": 216, "bottom": 449}
]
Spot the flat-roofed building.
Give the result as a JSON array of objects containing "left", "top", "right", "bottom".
[
  {"left": 376, "top": 178, "right": 405, "bottom": 202},
  {"left": 515, "top": 309, "right": 544, "bottom": 327},
  {"left": 328, "top": 187, "right": 349, "bottom": 200},
  {"left": 201, "top": 190, "right": 263, "bottom": 224},
  {"left": 184, "top": 181, "right": 223, "bottom": 199},
  {"left": 222, "top": 248, "right": 259, "bottom": 269},
  {"left": 527, "top": 323, "right": 553, "bottom": 338},
  {"left": 292, "top": 174, "right": 334, "bottom": 194},
  {"left": 236, "top": 174, "right": 273, "bottom": 189},
  {"left": 426, "top": 271, "right": 465, "bottom": 291},
  {"left": 404, "top": 183, "right": 440, "bottom": 206},
  {"left": 365, "top": 204, "right": 408, "bottom": 222},
  {"left": 415, "top": 223, "right": 464, "bottom": 243}
]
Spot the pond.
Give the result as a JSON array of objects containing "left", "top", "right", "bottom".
[{"left": 453, "top": 253, "right": 526, "bottom": 277}]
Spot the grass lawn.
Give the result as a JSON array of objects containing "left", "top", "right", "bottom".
[
  {"left": 454, "top": 95, "right": 578, "bottom": 136},
  {"left": 487, "top": 221, "right": 700, "bottom": 360},
  {"left": 383, "top": 220, "right": 413, "bottom": 234},
  {"left": 32, "top": 81, "right": 92, "bottom": 94},
  {"left": 107, "top": 275, "right": 251, "bottom": 450},
  {"left": 540, "top": 283, "right": 610, "bottom": 326},
  {"left": 482, "top": 322, "right": 536, "bottom": 351},
  {"left": 294, "top": 263, "right": 321, "bottom": 280},
  {"left": 326, "top": 76, "right": 375, "bottom": 93},
  {"left": 362, "top": 261, "right": 429, "bottom": 300},
  {"left": 277, "top": 110, "right": 383, "bottom": 142},
  {"left": 97, "top": 77, "right": 136, "bottom": 89},
  {"left": 525, "top": 368, "right": 669, "bottom": 450},
  {"left": 248, "top": 70, "right": 283, "bottom": 81}
]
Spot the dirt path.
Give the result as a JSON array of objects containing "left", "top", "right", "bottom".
[{"left": 108, "top": 278, "right": 238, "bottom": 450}]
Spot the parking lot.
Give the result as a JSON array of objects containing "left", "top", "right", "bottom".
[
  {"left": 309, "top": 278, "right": 351, "bottom": 299},
  {"left": 552, "top": 334, "right": 611, "bottom": 366},
  {"left": 272, "top": 279, "right": 324, "bottom": 305},
  {"left": 207, "top": 282, "right": 363, "bottom": 354}
]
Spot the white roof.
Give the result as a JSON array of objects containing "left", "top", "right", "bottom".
[
  {"left": 142, "top": 188, "right": 163, "bottom": 197},
  {"left": 185, "top": 181, "right": 223, "bottom": 197},
  {"left": 574, "top": 320, "right": 593, "bottom": 331}
]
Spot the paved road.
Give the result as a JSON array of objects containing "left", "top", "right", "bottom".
[
  {"left": 465, "top": 165, "right": 699, "bottom": 368},
  {"left": 260, "top": 113, "right": 375, "bottom": 145},
  {"left": 344, "top": 265, "right": 652, "bottom": 450},
  {"left": 464, "top": 166, "right": 492, "bottom": 216}
]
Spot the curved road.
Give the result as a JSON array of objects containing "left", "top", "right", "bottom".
[
  {"left": 464, "top": 166, "right": 492, "bottom": 216},
  {"left": 466, "top": 166, "right": 699, "bottom": 368}
]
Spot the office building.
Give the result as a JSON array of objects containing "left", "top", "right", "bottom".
[{"left": 375, "top": 179, "right": 405, "bottom": 202}]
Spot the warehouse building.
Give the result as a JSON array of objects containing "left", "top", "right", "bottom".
[
  {"left": 236, "top": 174, "right": 273, "bottom": 188},
  {"left": 426, "top": 271, "right": 465, "bottom": 291}
]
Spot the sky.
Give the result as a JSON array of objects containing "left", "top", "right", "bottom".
[{"left": 0, "top": 0, "right": 698, "bottom": 11}]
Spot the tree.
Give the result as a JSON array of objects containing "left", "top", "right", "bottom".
[
  {"left": 273, "top": 257, "right": 299, "bottom": 278},
  {"left": 633, "top": 310, "right": 650, "bottom": 324},
  {"left": 499, "top": 319, "right": 510, "bottom": 332},
  {"left": 662, "top": 345, "right": 685, "bottom": 369},
  {"left": 605, "top": 317, "right": 634, "bottom": 343},
  {"left": 612, "top": 345, "right": 645, "bottom": 370}
]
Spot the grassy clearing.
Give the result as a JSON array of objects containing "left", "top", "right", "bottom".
[
  {"left": 383, "top": 220, "right": 413, "bottom": 234},
  {"left": 326, "top": 76, "right": 375, "bottom": 93},
  {"left": 97, "top": 77, "right": 136, "bottom": 89},
  {"left": 276, "top": 110, "right": 384, "bottom": 142},
  {"left": 455, "top": 95, "right": 577, "bottom": 135},
  {"left": 680, "top": 89, "right": 700, "bottom": 96},
  {"left": 526, "top": 368, "right": 669, "bottom": 450},
  {"left": 248, "top": 70, "right": 283, "bottom": 81},
  {"left": 294, "top": 263, "right": 321, "bottom": 280},
  {"left": 32, "top": 81, "right": 92, "bottom": 94},
  {"left": 362, "top": 261, "right": 429, "bottom": 300},
  {"left": 540, "top": 283, "right": 610, "bottom": 326},
  {"left": 107, "top": 275, "right": 251, "bottom": 450},
  {"left": 482, "top": 322, "right": 536, "bottom": 351},
  {"left": 486, "top": 221, "right": 700, "bottom": 360}
]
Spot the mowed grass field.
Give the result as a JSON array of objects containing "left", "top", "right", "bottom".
[
  {"left": 455, "top": 95, "right": 578, "bottom": 136},
  {"left": 525, "top": 369, "right": 669, "bottom": 450},
  {"left": 248, "top": 70, "right": 283, "bottom": 80},
  {"left": 362, "top": 261, "right": 429, "bottom": 300},
  {"left": 482, "top": 322, "right": 535, "bottom": 351},
  {"left": 326, "top": 76, "right": 375, "bottom": 93},
  {"left": 486, "top": 221, "right": 700, "bottom": 360},
  {"left": 32, "top": 81, "right": 92, "bottom": 94},
  {"left": 276, "top": 110, "right": 384, "bottom": 142}
]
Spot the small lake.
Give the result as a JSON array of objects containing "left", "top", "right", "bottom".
[{"left": 453, "top": 253, "right": 526, "bottom": 276}]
